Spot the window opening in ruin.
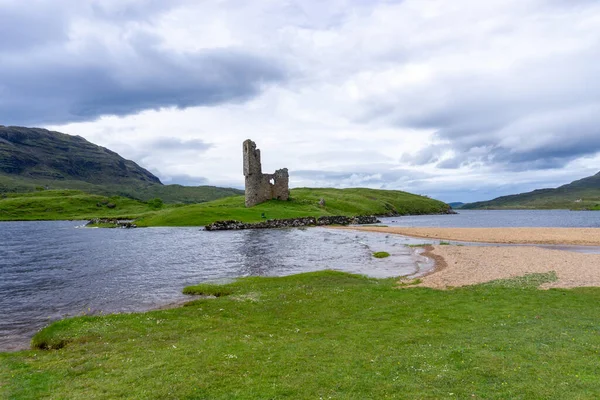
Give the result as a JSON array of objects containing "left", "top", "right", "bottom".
[{"left": 269, "top": 178, "right": 275, "bottom": 185}]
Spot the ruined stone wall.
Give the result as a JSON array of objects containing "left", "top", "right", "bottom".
[{"left": 243, "top": 139, "right": 290, "bottom": 207}]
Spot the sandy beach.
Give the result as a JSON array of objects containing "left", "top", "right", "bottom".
[
  {"left": 339, "top": 226, "right": 600, "bottom": 246},
  {"left": 418, "top": 245, "right": 600, "bottom": 289},
  {"left": 335, "top": 226, "right": 600, "bottom": 289}
]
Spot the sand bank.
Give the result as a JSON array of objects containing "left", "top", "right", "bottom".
[
  {"left": 417, "top": 245, "right": 600, "bottom": 289},
  {"left": 338, "top": 227, "right": 600, "bottom": 246},
  {"left": 333, "top": 226, "right": 600, "bottom": 288}
]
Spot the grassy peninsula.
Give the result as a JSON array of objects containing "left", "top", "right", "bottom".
[
  {"left": 0, "top": 187, "right": 451, "bottom": 225},
  {"left": 135, "top": 187, "right": 451, "bottom": 227},
  {"left": 0, "top": 190, "right": 172, "bottom": 221},
  {"left": 2, "top": 271, "right": 600, "bottom": 398}
]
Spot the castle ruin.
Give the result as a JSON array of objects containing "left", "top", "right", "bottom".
[{"left": 243, "top": 139, "right": 289, "bottom": 207}]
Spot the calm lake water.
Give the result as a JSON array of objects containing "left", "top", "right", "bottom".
[
  {"left": 0, "top": 221, "right": 431, "bottom": 351},
  {"left": 2, "top": 209, "right": 600, "bottom": 351}
]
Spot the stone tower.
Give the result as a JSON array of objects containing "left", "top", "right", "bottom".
[{"left": 243, "top": 139, "right": 289, "bottom": 207}]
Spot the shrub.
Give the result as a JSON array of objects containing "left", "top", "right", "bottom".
[
  {"left": 147, "top": 198, "right": 164, "bottom": 209},
  {"left": 373, "top": 251, "right": 390, "bottom": 258}
]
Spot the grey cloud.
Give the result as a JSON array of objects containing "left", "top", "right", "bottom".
[
  {"left": 160, "top": 173, "right": 209, "bottom": 186},
  {"left": 147, "top": 137, "right": 214, "bottom": 152},
  {"left": 293, "top": 166, "right": 430, "bottom": 188},
  {"left": 89, "top": 0, "right": 185, "bottom": 22},
  {"left": 0, "top": 6, "right": 286, "bottom": 126},
  {"left": 303, "top": 150, "right": 394, "bottom": 164},
  {"left": 400, "top": 145, "right": 445, "bottom": 166},
  {"left": 0, "top": 3, "right": 68, "bottom": 51},
  {"left": 363, "top": 33, "right": 600, "bottom": 172}
]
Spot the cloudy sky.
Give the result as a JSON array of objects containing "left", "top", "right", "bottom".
[{"left": 2, "top": 0, "right": 600, "bottom": 202}]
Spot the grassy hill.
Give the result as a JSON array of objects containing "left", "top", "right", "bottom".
[
  {"left": 0, "top": 190, "right": 172, "bottom": 221},
  {"left": 0, "top": 126, "right": 243, "bottom": 203},
  {"left": 136, "top": 187, "right": 452, "bottom": 227},
  {"left": 0, "top": 173, "right": 243, "bottom": 203},
  {"left": 462, "top": 171, "right": 600, "bottom": 210},
  {"left": 0, "top": 127, "right": 450, "bottom": 221},
  {"left": 0, "top": 188, "right": 451, "bottom": 224},
  {"left": 0, "top": 126, "right": 160, "bottom": 185}
]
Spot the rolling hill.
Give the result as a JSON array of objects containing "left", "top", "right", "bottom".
[
  {"left": 462, "top": 171, "right": 600, "bottom": 210},
  {"left": 136, "top": 187, "right": 453, "bottom": 227},
  {"left": 0, "top": 126, "right": 242, "bottom": 203},
  {"left": 0, "top": 125, "right": 452, "bottom": 222}
]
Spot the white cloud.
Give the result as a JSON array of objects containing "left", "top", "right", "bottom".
[{"left": 0, "top": 0, "right": 594, "bottom": 202}]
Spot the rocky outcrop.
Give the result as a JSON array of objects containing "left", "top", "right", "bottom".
[
  {"left": 204, "top": 215, "right": 380, "bottom": 231},
  {"left": 86, "top": 218, "right": 137, "bottom": 228}
]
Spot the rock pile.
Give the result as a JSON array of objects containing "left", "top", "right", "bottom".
[
  {"left": 204, "top": 215, "right": 380, "bottom": 231},
  {"left": 86, "top": 218, "right": 137, "bottom": 228}
]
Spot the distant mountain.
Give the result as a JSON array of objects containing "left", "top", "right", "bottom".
[
  {"left": 0, "top": 126, "right": 243, "bottom": 203},
  {"left": 462, "top": 172, "right": 600, "bottom": 210},
  {"left": 448, "top": 202, "right": 465, "bottom": 209},
  {"left": 0, "top": 126, "right": 161, "bottom": 185}
]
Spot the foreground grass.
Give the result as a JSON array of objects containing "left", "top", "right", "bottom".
[
  {"left": 0, "top": 190, "right": 172, "bottom": 221},
  {"left": 1, "top": 271, "right": 600, "bottom": 399},
  {"left": 136, "top": 187, "right": 451, "bottom": 227}
]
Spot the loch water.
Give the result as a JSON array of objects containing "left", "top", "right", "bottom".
[
  {"left": 2, "top": 209, "right": 600, "bottom": 352},
  {"left": 0, "top": 221, "right": 431, "bottom": 351},
  {"left": 380, "top": 209, "right": 600, "bottom": 228}
]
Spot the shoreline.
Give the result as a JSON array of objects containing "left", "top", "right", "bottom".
[
  {"left": 333, "top": 227, "right": 600, "bottom": 289},
  {"left": 6, "top": 226, "right": 600, "bottom": 352},
  {"left": 335, "top": 226, "right": 600, "bottom": 246},
  {"left": 0, "top": 296, "right": 199, "bottom": 353},
  {"left": 414, "top": 244, "right": 600, "bottom": 289}
]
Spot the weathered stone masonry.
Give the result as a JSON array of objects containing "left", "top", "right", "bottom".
[{"left": 243, "top": 139, "right": 290, "bottom": 207}]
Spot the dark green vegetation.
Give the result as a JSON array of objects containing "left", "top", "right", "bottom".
[
  {"left": 182, "top": 283, "right": 236, "bottom": 297},
  {"left": 2, "top": 271, "right": 600, "bottom": 398},
  {"left": 448, "top": 202, "right": 465, "bottom": 209},
  {"left": 0, "top": 190, "right": 173, "bottom": 221},
  {"left": 136, "top": 187, "right": 452, "bottom": 227},
  {"left": 0, "top": 126, "right": 243, "bottom": 203},
  {"left": 463, "top": 171, "right": 600, "bottom": 209},
  {"left": 372, "top": 251, "right": 390, "bottom": 258},
  {"left": 0, "top": 126, "right": 159, "bottom": 186}
]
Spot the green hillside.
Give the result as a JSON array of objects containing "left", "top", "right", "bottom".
[
  {"left": 136, "top": 187, "right": 452, "bottom": 227},
  {"left": 0, "top": 126, "right": 160, "bottom": 185},
  {"left": 0, "top": 126, "right": 243, "bottom": 203},
  {"left": 462, "top": 171, "right": 600, "bottom": 210},
  {"left": 0, "top": 187, "right": 452, "bottom": 225},
  {"left": 0, "top": 126, "right": 451, "bottom": 221},
  {"left": 0, "top": 190, "right": 172, "bottom": 221},
  {"left": 0, "top": 173, "right": 243, "bottom": 203}
]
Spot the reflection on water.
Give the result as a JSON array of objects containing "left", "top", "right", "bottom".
[{"left": 0, "top": 222, "right": 430, "bottom": 351}]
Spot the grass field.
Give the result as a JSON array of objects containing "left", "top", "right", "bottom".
[
  {"left": 0, "top": 190, "right": 171, "bottom": 221},
  {"left": 136, "top": 187, "right": 451, "bottom": 227},
  {"left": 1, "top": 271, "right": 599, "bottom": 399}
]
